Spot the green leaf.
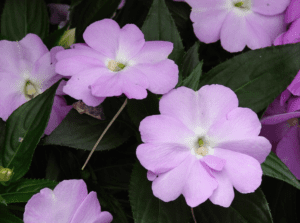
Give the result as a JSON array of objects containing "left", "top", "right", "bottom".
[
  {"left": 42, "top": 109, "right": 132, "bottom": 151},
  {"left": 1, "top": 0, "right": 49, "bottom": 41},
  {"left": 194, "top": 188, "right": 273, "bottom": 223},
  {"left": 181, "top": 60, "right": 203, "bottom": 91},
  {"left": 0, "top": 195, "right": 7, "bottom": 206},
  {"left": 70, "top": 0, "right": 121, "bottom": 43},
  {"left": 1, "top": 80, "right": 61, "bottom": 182},
  {"left": 141, "top": 0, "right": 185, "bottom": 66},
  {"left": 129, "top": 161, "right": 191, "bottom": 223},
  {"left": 0, "top": 205, "right": 23, "bottom": 223},
  {"left": 0, "top": 178, "right": 57, "bottom": 204},
  {"left": 198, "top": 43, "right": 300, "bottom": 113},
  {"left": 43, "top": 25, "right": 68, "bottom": 50},
  {"left": 0, "top": 119, "right": 6, "bottom": 165},
  {"left": 181, "top": 42, "right": 200, "bottom": 79},
  {"left": 262, "top": 151, "right": 300, "bottom": 190},
  {"left": 127, "top": 91, "right": 159, "bottom": 128}
]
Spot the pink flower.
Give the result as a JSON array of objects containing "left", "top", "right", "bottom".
[
  {"left": 136, "top": 85, "right": 271, "bottom": 207},
  {"left": 184, "top": 0, "right": 290, "bottom": 52},
  {"left": 55, "top": 19, "right": 178, "bottom": 106},
  {"left": 23, "top": 179, "right": 113, "bottom": 223},
  {"left": 0, "top": 34, "right": 72, "bottom": 135}
]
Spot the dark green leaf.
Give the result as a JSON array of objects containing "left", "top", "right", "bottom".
[
  {"left": 141, "top": 0, "right": 185, "bottom": 66},
  {"left": 0, "top": 119, "right": 6, "bottom": 165},
  {"left": 0, "top": 205, "right": 23, "bottom": 223},
  {"left": 43, "top": 26, "right": 68, "bottom": 50},
  {"left": 42, "top": 109, "right": 132, "bottom": 151},
  {"left": 198, "top": 43, "right": 300, "bottom": 113},
  {"left": 262, "top": 151, "right": 300, "bottom": 190},
  {"left": 1, "top": 0, "right": 49, "bottom": 41},
  {"left": 127, "top": 91, "right": 159, "bottom": 128},
  {"left": 1, "top": 178, "right": 57, "bottom": 204},
  {"left": 181, "top": 60, "right": 203, "bottom": 91},
  {"left": 70, "top": 0, "right": 121, "bottom": 43},
  {"left": 181, "top": 42, "right": 200, "bottom": 78},
  {"left": 0, "top": 195, "right": 6, "bottom": 206},
  {"left": 129, "top": 161, "right": 191, "bottom": 223},
  {"left": 1, "top": 80, "right": 61, "bottom": 182},
  {"left": 194, "top": 188, "right": 273, "bottom": 223}
]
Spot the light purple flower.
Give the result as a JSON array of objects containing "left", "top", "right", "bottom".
[
  {"left": 24, "top": 179, "right": 113, "bottom": 223},
  {"left": 55, "top": 19, "right": 178, "bottom": 106},
  {"left": 0, "top": 34, "right": 72, "bottom": 135},
  {"left": 136, "top": 85, "right": 271, "bottom": 207},
  {"left": 184, "top": 0, "right": 290, "bottom": 52}
]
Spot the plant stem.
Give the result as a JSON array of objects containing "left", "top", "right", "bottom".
[
  {"left": 191, "top": 208, "right": 197, "bottom": 223},
  {"left": 81, "top": 98, "right": 128, "bottom": 170}
]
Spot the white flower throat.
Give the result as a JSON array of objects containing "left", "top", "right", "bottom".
[{"left": 186, "top": 134, "right": 215, "bottom": 159}]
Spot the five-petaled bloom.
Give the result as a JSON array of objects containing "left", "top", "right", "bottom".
[
  {"left": 184, "top": 0, "right": 290, "bottom": 52},
  {"left": 23, "top": 179, "right": 113, "bottom": 223},
  {"left": 55, "top": 18, "right": 178, "bottom": 106},
  {"left": 136, "top": 85, "right": 271, "bottom": 207},
  {"left": 0, "top": 33, "right": 72, "bottom": 135}
]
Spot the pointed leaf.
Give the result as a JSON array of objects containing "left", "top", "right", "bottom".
[
  {"left": 194, "top": 188, "right": 273, "bottom": 223},
  {"left": 181, "top": 42, "right": 200, "bottom": 78},
  {"left": 0, "top": 178, "right": 57, "bottom": 204},
  {"left": 0, "top": 205, "right": 23, "bottom": 223},
  {"left": 181, "top": 60, "right": 203, "bottom": 91},
  {"left": 129, "top": 161, "right": 191, "bottom": 223},
  {"left": 141, "top": 0, "right": 184, "bottom": 66},
  {"left": 198, "top": 43, "right": 300, "bottom": 113},
  {"left": 262, "top": 151, "right": 300, "bottom": 190},
  {"left": 1, "top": 80, "right": 61, "bottom": 182},
  {"left": 1, "top": 0, "right": 49, "bottom": 41}
]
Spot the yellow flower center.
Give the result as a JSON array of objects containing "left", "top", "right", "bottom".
[{"left": 107, "top": 60, "right": 126, "bottom": 72}]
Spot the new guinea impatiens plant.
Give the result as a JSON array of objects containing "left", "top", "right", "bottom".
[{"left": 136, "top": 85, "right": 271, "bottom": 207}]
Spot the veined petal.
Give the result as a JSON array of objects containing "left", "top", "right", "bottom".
[
  {"left": 139, "top": 114, "right": 195, "bottom": 144},
  {"left": 201, "top": 155, "right": 226, "bottom": 171},
  {"left": 83, "top": 19, "right": 120, "bottom": 59},
  {"left": 285, "top": 0, "right": 300, "bottom": 23},
  {"left": 213, "top": 148, "right": 263, "bottom": 194},
  {"left": 136, "top": 143, "right": 190, "bottom": 174},
  {"left": 252, "top": 0, "right": 290, "bottom": 16}
]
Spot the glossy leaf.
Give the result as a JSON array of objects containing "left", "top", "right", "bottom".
[
  {"left": 193, "top": 188, "right": 273, "bottom": 223},
  {"left": 1, "top": 0, "right": 49, "bottom": 41},
  {"left": 1, "top": 80, "right": 61, "bottom": 182},
  {"left": 141, "top": 0, "right": 184, "bottom": 66},
  {"left": 181, "top": 42, "right": 200, "bottom": 78},
  {"left": 262, "top": 151, "right": 300, "bottom": 190},
  {"left": 129, "top": 161, "right": 191, "bottom": 223},
  {"left": 181, "top": 60, "right": 203, "bottom": 91},
  {"left": 0, "top": 178, "right": 57, "bottom": 204},
  {"left": 198, "top": 43, "right": 300, "bottom": 113}
]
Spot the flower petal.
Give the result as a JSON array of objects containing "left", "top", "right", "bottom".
[
  {"left": 71, "top": 192, "right": 112, "bottom": 223},
  {"left": 276, "top": 126, "right": 300, "bottom": 179},
  {"left": 261, "top": 111, "right": 300, "bottom": 125},
  {"left": 129, "top": 41, "right": 173, "bottom": 64},
  {"left": 288, "top": 70, "right": 300, "bottom": 96},
  {"left": 190, "top": 8, "right": 228, "bottom": 43},
  {"left": 182, "top": 160, "right": 218, "bottom": 207},
  {"left": 216, "top": 137, "right": 271, "bottom": 163},
  {"left": 83, "top": 19, "right": 120, "bottom": 59},
  {"left": 213, "top": 148, "right": 263, "bottom": 193},
  {"left": 201, "top": 155, "right": 226, "bottom": 171},
  {"left": 139, "top": 114, "right": 195, "bottom": 144},
  {"left": 147, "top": 171, "right": 157, "bottom": 181},
  {"left": 90, "top": 73, "right": 123, "bottom": 97},
  {"left": 151, "top": 155, "right": 195, "bottom": 202},
  {"left": 285, "top": 0, "right": 300, "bottom": 23},
  {"left": 24, "top": 180, "right": 88, "bottom": 223},
  {"left": 136, "top": 143, "right": 190, "bottom": 174},
  {"left": 207, "top": 107, "right": 262, "bottom": 143},
  {"left": 134, "top": 59, "right": 178, "bottom": 94},
  {"left": 252, "top": 0, "right": 290, "bottom": 16},
  {"left": 209, "top": 169, "right": 235, "bottom": 207},
  {"left": 116, "top": 23, "right": 145, "bottom": 63},
  {"left": 63, "top": 68, "right": 107, "bottom": 106}
]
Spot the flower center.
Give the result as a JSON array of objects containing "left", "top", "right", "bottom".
[
  {"left": 107, "top": 60, "right": 126, "bottom": 72},
  {"left": 287, "top": 117, "right": 299, "bottom": 127},
  {"left": 24, "top": 80, "right": 39, "bottom": 99},
  {"left": 233, "top": 0, "right": 251, "bottom": 11},
  {"left": 195, "top": 138, "right": 209, "bottom": 156}
]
